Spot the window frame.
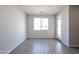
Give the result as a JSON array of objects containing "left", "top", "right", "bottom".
[{"left": 33, "top": 17, "right": 49, "bottom": 31}]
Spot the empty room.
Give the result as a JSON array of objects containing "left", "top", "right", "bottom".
[{"left": 0, "top": 5, "right": 79, "bottom": 54}]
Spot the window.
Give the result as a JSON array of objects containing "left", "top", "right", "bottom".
[
  {"left": 57, "top": 16, "right": 62, "bottom": 38},
  {"left": 34, "top": 17, "right": 48, "bottom": 30}
]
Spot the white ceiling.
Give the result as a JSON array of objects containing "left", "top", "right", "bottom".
[{"left": 19, "top": 5, "right": 65, "bottom": 15}]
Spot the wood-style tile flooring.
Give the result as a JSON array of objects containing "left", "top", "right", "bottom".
[{"left": 10, "top": 38, "right": 79, "bottom": 54}]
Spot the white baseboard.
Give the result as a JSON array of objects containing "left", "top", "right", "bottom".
[
  {"left": 28, "top": 37, "right": 56, "bottom": 39},
  {"left": 69, "top": 45, "right": 79, "bottom": 47},
  {"left": 61, "top": 40, "right": 69, "bottom": 47},
  {"left": 57, "top": 38, "right": 69, "bottom": 47},
  {"left": 7, "top": 36, "right": 27, "bottom": 54}
]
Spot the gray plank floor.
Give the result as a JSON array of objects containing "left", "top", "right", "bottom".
[{"left": 10, "top": 38, "right": 79, "bottom": 54}]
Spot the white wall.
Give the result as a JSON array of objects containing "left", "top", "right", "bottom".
[
  {"left": 27, "top": 15, "right": 56, "bottom": 38},
  {"left": 0, "top": 6, "right": 27, "bottom": 53},
  {"left": 56, "top": 6, "right": 69, "bottom": 47},
  {"left": 69, "top": 6, "right": 79, "bottom": 47}
]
